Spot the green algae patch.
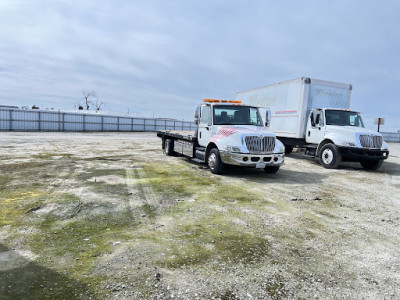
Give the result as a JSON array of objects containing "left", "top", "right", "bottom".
[
  {"left": 141, "top": 203, "right": 157, "bottom": 218},
  {"left": 140, "top": 162, "right": 219, "bottom": 199},
  {"left": 0, "top": 174, "right": 12, "bottom": 189},
  {"left": 154, "top": 227, "right": 270, "bottom": 268},
  {"left": 29, "top": 211, "right": 136, "bottom": 276},
  {"left": 0, "top": 190, "right": 47, "bottom": 227},
  {"left": 201, "top": 182, "right": 267, "bottom": 204},
  {"left": 54, "top": 192, "right": 81, "bottom": 204},
  {"left": 0, "top": 258, "right": 95, "bottom": 300},
  {"left": 76, "top": 168, "right": 128, "bottom": 181},
  {"left": 141, "top": 209, "right": 271, "bottom": 269}
]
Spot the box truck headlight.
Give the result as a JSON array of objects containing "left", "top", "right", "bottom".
[
  {"left": 275, "top": 140, "right": 285, "bottom": 153},
  {"left": 382, "top": 141, "right": 388, "bottom": 150},
  {"left": 224, "top": 145, "right": 242, "bottom": 153},
  {"left": 341, "top": 141, "right": 357, "bottom": 147}
]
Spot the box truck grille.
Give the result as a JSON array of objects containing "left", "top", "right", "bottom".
[
  {"left": 359, "top": 135, "right": 382, "bottom": 148},
  {"left": 245, "top": 136, "right": 275, "bottom": 153}
]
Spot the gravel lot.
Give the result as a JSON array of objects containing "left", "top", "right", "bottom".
[{"left": 0, "top": 132, "right": 399, "bottom": 299}]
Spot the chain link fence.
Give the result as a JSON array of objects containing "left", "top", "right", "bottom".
[
  {"left": 382, "top": 132, "right": 400, "bottom": 143},
  {"left": 0, "top": 108, "right": 196, "bottom": 132}
]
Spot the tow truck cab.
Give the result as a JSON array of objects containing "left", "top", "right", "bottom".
[{"left": 158, "top": 99, "right": 285, "bottom": 175}]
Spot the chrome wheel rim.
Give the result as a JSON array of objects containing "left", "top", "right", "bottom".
[
  {"left": 208, "top": 153, "right": 217, "bottom": 169},
  {"left": 322, "top": 149, "right": 333, "bottom": 165}
]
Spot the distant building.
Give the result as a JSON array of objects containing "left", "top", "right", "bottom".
[{"left": 0, "top": 105, "right": 19, "bottom": 109}]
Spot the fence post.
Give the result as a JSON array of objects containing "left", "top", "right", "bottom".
[
  {"left": 9, "top": 110, "right": 12, "bottom": 131},
  {"left": 83, "top": 115, "right": 86, "bottom": 132},
  {"left": 62, "top": 113, "right": 65, "bottom": 131},
  {"left": 38, "top": 111, "right": 41, "bottom": 131},
  {"left": 131, "top": 118, "right": 133, "bottom": 132},
  {"left": 117, "top": 117, "right": 120, "bottom": 131},
  {"left": 101, "top": 116, "right": 104, "bottom": 131},
  {"left": 58, "top": 110, "right": 61, "bottom": 131}
]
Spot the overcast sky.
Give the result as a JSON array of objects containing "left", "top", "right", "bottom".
[{"left": 0, "top": 0, "right": 399, "bottom": 130}]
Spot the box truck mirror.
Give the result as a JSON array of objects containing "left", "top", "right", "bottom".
[
  {"left": 316, "top": 114, "right": 320, "bottom": 125},
  {"left": 265, "top": 109, "right": 271, "bottom": 127},
  {"left": 310, "top": 112, "right": 316, "bottom": 127}
]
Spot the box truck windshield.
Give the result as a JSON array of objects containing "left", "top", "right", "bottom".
[
  {"left": 325, "top": 110, "right": 365, "bottom": 127},
  {"left": 213, "top": 105, "right": 263, "bottom": 126}
]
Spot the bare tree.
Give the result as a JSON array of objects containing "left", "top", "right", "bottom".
[
  {"left": 82, "top": 89, "right": 97, "bottom": 110},
  {"left": 95, "top": 99, "right": 104, "bottom": 111}
]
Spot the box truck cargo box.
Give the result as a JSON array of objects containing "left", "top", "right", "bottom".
[{"left": 236, "top": 77, "right": 352, "bottom": 139}]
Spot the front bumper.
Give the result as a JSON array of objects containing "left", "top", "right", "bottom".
[
  {"left": 339, "top": 147, "right": 389, "bottom": 161},
  {"left": 219, "top": 151, "right": 285, "bottom": 167}
]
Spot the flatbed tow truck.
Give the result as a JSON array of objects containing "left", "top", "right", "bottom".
[{"left": 157, "top": 99, "right": 285, "bottom": 175}]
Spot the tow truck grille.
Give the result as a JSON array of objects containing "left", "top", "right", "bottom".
[
  {"left": 245, "top": 136, "right": 275, "bottom": 153},
  {"left": 359, "top": 135, "right": 382, "bottom": 148}
]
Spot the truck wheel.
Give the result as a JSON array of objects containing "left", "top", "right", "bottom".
[
  {"left": 208, "top": 148, "right": 224, "bottom": 175},
  {"left": 360, "top": 159, "right": 383, "bottom": 171},
  {"left": 264, "top": 166, "right": 280, "bottom": 174},
  {"left": 319, "top": 143, "right": 342, "bottom": 169},
  {"left": 284, "top": 145, "right": 293, "bottom": 154},
  {"left": 164, "top": 139, "right": 174, "bottom": 156}
]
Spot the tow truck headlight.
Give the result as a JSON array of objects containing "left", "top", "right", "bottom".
[
  {"left": 224, "top": 145, "right": 242, "bottom": 153},
  {"left": 341, "top": 141, "right": 357, "bottom": 147}
]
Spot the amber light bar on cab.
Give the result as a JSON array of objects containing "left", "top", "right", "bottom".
[{"left": 203, "top": 99, "right": 242, "bottom": 104}]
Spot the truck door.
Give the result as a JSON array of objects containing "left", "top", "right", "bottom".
[
  {"left": 306, "top": 109, "right": 326, "bottom": 144},
  {"left": 198, "top": 105, "right": 212, "bottom": 147}
]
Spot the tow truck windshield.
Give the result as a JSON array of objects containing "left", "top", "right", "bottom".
[
  {"left": 325, "top": 110, "right": 365, "bottom": 127},
  {"left": 213, "top": 105, "right": 263, "bottom": 126}
]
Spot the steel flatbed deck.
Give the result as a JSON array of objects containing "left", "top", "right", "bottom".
[{"left": 156, "top": 130, "right": 197, "bottom": 142}]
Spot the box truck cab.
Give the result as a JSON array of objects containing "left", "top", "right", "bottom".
[
  {"left": 236, "top": 78, "right": 389, "bottom": 170},
  {"left": 305, "top": 107, "right": 388, "bottom": 169},
  {"left": 157, "top": 99, "right": 285, "bottom": 174}
]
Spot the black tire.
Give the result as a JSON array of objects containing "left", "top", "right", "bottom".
[
  {"left": 284, "top": 145, "right": 294, "bottom": 155},
  {"left": 264, "top": 166, "right": 280, "bottom": 174},
  {"left": 319, "top": 143, "right": 342, "bottom": 169},
  {"left": 208, "top": 148, "right": 224, "bottom": 175},
  {"left": 164, "top": 139, "right": 175, "bottom": 156},
  {"left": 360, "top": 159, "right": 383, "bottom": 171}
]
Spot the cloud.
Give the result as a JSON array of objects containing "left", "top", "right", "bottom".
[{"left": 0, "top": 0, "right": 399, "bottom": 129}]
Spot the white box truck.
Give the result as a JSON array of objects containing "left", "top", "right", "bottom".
[
  {"left": 236, "top": 77, "right": 389, "bottom": 170},
  {"left": 157, "top": 99, "right": 285, "bottom": 175}
]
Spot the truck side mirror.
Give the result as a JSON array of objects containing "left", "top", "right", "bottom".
[
  {"left": 310, "top": 112, "right": 315, "bottom": 127},
  {"left": 315, "top": 114, "right": 320, "bottom": 125},
  {"left": 265, "top": 109, "right": 271, "bottom": 127},
  {"left": 194, "top": 106, "right": 200, "bottom": 125}
]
